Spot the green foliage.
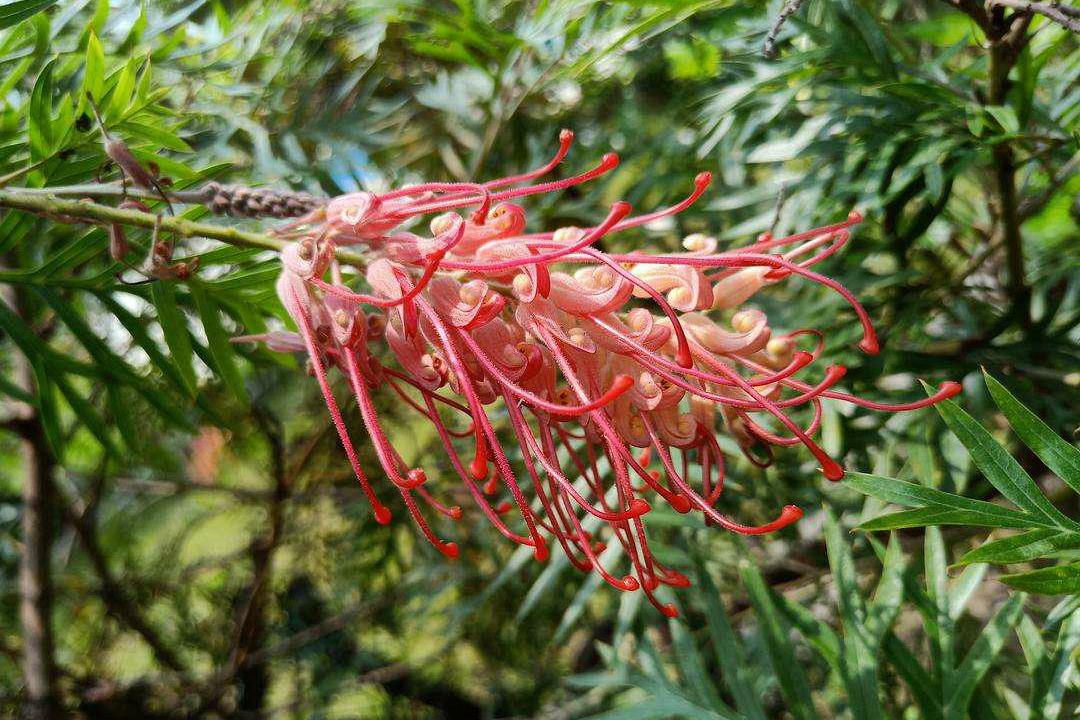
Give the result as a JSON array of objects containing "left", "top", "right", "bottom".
[
  {"left": 0, "top": 1, "right": 1076, "bottom": 717},
  {"left": 851, "top": 372, "right": 1080, "bottom": 595}
]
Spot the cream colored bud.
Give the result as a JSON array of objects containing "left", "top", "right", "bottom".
[
  {"left": 627, "top": 311, "right": 649, "bottom": 332},
  {"left": 459, "top": 284, "right": 482, "bottom": 305},
  {"left": 711, "top": 268, "right": 768, "bottom": 310},
  {"left": 593, "top": 268, "right": 615, "bottom": 288},
  {"left": 512, "top": 273, "right": 534, "bottom": 297},
  {"left": 552, "top": 226, "right": 582, "bottom": 244},
  {"left": 766, "top": 337, "right": 793, "bottom": 358},
  {"left": 682, "top": 233, "right": 714, "bottom": 252},
  {"left": 430, "top": 212, "right": 458, "bottom": 236},
  {"left": 732, "top": 310, "right": 757, "bottom": 333},
  {"left": 668, "top": 286, "right": 690, "bottom": 307}
]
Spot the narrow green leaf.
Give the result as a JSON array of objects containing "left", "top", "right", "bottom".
[
  {"left": 28, "top": 58, "right": 55, "bottom": 159},
  {"left": 83, "top": 28, "right": 105, "bottom": 103},
  {"left": 0, "top": 371, "right": 32, "bottom": 403},
  {"left": 117, "top": 120, "right": 193, "bottom": 153},
  {"left": 999, "top": 563, "right": 1080, "bottom": 595},
  {"left": 695, "top": 567, "right": 768, "bottom": 720},
  {"left": 945, "top": 594, "right": 1024, "bottom": 720},
  {"left": 107, "top": 56, "right": 138, "bottom": 119},
  {"left": 30, "top": 357, "right": 62, "bottom": 455},
  {"left": 947, "top": 564, "right": 987, "bottom": 621},
  {"left": 190, "top": 283, "right": 247, "bottom": 405},
  {"left": 54, "top": 372, "right": 118, "bottom": 456},
  {"left": 825, "top": 509, "right": 883, "bottom": 720},
  {"left": 0, "top": 0, "right": 58, "bottom": 29},
  {"left": 668, "top": 611, "right": 724, "bottom": 710},
  {"left": 1029, "top": 610, "right": 1080, "bottom": 719},
  {"left": 957, "top": 529, "right": 1080, "bottom": 566},
  {"left": 740, "top": 562, "right": 816, "bottom": 720},
  {"left": 925, "top": 527, "right": 956, "bottom": 700},
  {"left": 860, "top": 506, "right": 1032, "bottom": 531},
  {"left": 0, "top": 56, "right": 35, "bottom": 97},
  {"left": 772, "top": 589, "right": 842, "bottom": 669},
  {"left": 985, "top": 105, "right": 1019, "bottom": 133},
  {"left": 984, "top": 372, "right": 1080, "bottom": 496},
  {"left": 150, "top": 282, "right": 197, "bottom": 395},
  {"left": 931, "top": 391, "right": 1072, "bottom": 528},
  {"left": 882, "top": 632, "right": 942, "bottom": 720},
  {"left": 847, "top": 473, "right": 1043, "bottom": 529},
  {"left": 579, "top": 692, "right": 734, "bottom": 720},
  {"left": 867, "top": 534, "right": 905, "bottom": 641}
]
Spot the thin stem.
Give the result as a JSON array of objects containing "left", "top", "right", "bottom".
[
  {"left": 987, "top": 19, "right": 1031, "bottom": 328},
  {"left": 0, "top": 191, "right": 367, "bottom": 268},
  {"left": 6, "top": 182, "right": 215, "bottom": 205},
  {"left": 988, "top": 0, "right": 1080, "bottom": 32},
  {"left": 764, "top": 0, "right": 808, "bottom": 58}
]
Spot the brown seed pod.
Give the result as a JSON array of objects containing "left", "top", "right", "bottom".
[
  {"left": 104, "top": 138, "right": 157, "bottom": 190},
  {"left": 108, "top": 223, "right": 129, "bottom": 262}
]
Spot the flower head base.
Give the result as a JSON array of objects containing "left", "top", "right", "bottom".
[{"left": 244, "top": 130, "right": 961, "bottom": 615}]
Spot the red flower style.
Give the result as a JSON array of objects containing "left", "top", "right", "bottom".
[{"left": 239, "top": 130, "right": 960, "bottom": 615}]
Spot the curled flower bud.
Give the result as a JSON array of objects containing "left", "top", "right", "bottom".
[{"left": 244, "top": 129, "right": 957, "bottom": 613}]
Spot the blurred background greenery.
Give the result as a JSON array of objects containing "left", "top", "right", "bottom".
[{"left": 0, "top": 0, "right": 1077, "bottom": 718}]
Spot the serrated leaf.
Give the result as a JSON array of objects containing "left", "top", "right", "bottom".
[{"left": 999, "top": 563, "right": 1080, "bottom": 595}]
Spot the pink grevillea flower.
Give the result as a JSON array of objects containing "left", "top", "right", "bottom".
[{"left": 241, "top": 130, "right": 960, "bottom": 615}]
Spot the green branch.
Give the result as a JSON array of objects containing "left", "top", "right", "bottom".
[{"left": 0, "top": 190, "right": 367, "bottom": 268}]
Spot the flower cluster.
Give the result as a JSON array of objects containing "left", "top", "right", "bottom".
[{"left": 239, "top": 130, "right": 959, "bottom": 615}]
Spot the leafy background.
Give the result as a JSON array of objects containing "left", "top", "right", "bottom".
[{"left": 0, "top": 0, "right": 1077, "bottom": 718}]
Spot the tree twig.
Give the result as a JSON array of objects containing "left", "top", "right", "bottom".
[
  {"left": 0, "top": 191, "right": 367, "bottom": 268},
  {"left": 764, "top": 0, "right": 807, "bottom": 59},
  {"left": 988, "top": 0, "right": 1080, "bottom": 32},
  {"left": 768, "top": 181, "right": 788, "bottom": 235},
  {"left": 7, "top": 182, "right": 326, "bottom": 219}
]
